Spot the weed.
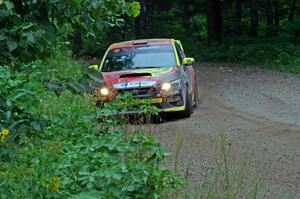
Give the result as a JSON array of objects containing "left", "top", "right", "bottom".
[{"left": 173, "top": 131, "right": 264, "bottom": 199}]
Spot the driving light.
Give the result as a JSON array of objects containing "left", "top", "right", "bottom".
[
  {"left": 100, "top": 87, "right": 109, "bottom": 96},
  {"left": 162, "top": 82, "right": 172, "bottom": 91}
]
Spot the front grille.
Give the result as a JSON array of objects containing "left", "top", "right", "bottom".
[{"left": 117, "top": 87, "right": 158, "bottom": 99}]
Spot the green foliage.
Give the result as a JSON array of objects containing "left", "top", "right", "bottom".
[
  {"left": 96, "top": 92, "right": 159, "bottom": 125},
  {"left": 0, "top": 89, "right": 181, "bottom": 198},
  {"left": 0, "top": 0, "right": 140, "bottom": 64},
  {"left": 196, "top": 36, "right": 300, "bottom": 73},
  {"left": 189, "top": 15, "right": 208, "bottom": 40},
  {"left": 59, "top": 130, "right": 180, "bottom": 198},
  {"left": 0, "top": 51, "right": 182, "bottom": 198},
  {"left": 0, "top": 47, "right": 104, "bottom": 150},
  {"left": 1, "top": 129, "right": 181, "bottom": 198},
  {"left": 129, "top": 1, "right": 141, "bottom": 18},
  {"left": 0, "top": 65, "right": 43, "bottom": 148}
]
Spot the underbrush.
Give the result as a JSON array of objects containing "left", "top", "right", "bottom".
[
  {"left": 187, "top": 36, "right": 300, "bottom": 74},
  {"left": 0, "top": 50, "right": 182, "bottom": 198}
]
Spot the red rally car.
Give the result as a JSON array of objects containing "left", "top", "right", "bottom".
[{"left": 91, "top": 39, "right": 199, "bottom": 118}]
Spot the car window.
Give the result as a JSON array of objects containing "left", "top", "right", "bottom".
[{"left": 102, "top": 45, "right": 176, "bottom": 72}]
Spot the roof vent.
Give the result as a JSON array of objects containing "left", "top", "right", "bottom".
[{"left": 133, "top": 40, "right": 148, "bottom": 45}]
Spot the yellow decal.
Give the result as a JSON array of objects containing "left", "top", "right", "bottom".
[
  {"left": 142, "top": 98, "right": 163, "bottom": 104},
  {"left": 99, "top": 45, "right": 113, "bottom": 70},
  {"left": 163, "top": 106, "right": 185, "bottom": 112}
]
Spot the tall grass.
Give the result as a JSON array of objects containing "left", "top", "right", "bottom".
[{"left": 172, "top": 130, "right": 264, "bottom": 199}]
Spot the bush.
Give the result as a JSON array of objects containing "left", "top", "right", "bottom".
[
  {"left": 0, "top": 51, "right": 182, "bottom": 198},
  {"left": 0, "top": 90, "right": 182, "bottom": 198},
  {"left": 0, "top": 47, "right": 103, "bottom": 149},
  {"left": 0, "top": 65, "right": 43, "bottom": 149},
  {"left": 195, "top": 36, "right": 300, "bottom": 74}
]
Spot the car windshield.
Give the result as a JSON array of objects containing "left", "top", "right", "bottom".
[{"left": 102, "top": 45, "right": 176, "bottom": 72}]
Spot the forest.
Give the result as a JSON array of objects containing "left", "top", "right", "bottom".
[
  {"left": 0, "top": 0, "right": 299, "bottom": 198},
  {"left": 1, "top": 0, "right": 299, "bottom": 71}
]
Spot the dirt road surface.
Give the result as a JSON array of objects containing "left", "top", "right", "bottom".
[{"left": 153, "top": 63, "right": 300, "bottom": 198}]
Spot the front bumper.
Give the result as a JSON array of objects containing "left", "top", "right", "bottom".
[
  {"left": 141, "top": 97, "right": 185, "bottom": 112},
  {"left": 96, "top": 85, "right": 187, "bottom": 114}
]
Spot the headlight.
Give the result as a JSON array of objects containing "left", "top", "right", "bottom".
[
  {"left": 100, "top": 87, "right": 109, "bottom": 96},
  {"left": 162, "top": 82, "right": 171, "bottom": 91},
  {"left": 161, "top": 79, "right": 181, "bottom": 91}
]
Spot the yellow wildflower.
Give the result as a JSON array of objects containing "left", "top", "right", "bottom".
[
  {"left": 2, "top": 129, "right": 9, "bottom": 135},
  {"left": 0, "top": 128, "right": 9, "bottom": 143}
]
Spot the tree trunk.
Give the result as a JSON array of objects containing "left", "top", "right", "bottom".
[
  {"left": 266, "top": 0, "right": 274, "bottom": 36},
  {"left": 249, "top": 0, "right": 258, "bottom": 37},
  {"left": 273, "top": 0, "right": 280, "bottom": 26},
  {"left": 207, "top": 0, "right": 222, "bottom": 42},
  {"left": 235, "top": 0, "right": 242, "bottom": 35},
  {"left": 288, "top": 0, "right": 296, "bottom": 21},
  {"left": 135, "top": 16, "right": 141, "bottom": 39},
  {"left": 135, "top": 0, "right": 146, "bottom": 39}
]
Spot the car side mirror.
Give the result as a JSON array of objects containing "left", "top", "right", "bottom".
[
  {"left": 89, "top": 64, "right": 99, "bottom": 70},
  {"left": 183, "top": 57, "right": 195, "bottom": 65}
]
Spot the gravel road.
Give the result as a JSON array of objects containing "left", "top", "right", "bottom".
[{"left": 151, "top": 63, "right": 300, "bottom": 198}]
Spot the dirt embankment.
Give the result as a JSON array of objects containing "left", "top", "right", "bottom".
[{"left": 153, "top": 63, "right": 300, "bottom": 198}]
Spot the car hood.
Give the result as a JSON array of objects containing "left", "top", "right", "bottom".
[{"left": 102, "top": 67, "right": 180, "bottom": 88}]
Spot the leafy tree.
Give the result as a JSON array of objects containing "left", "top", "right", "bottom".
[{"left": 0, "top": 0, "right": 140, "bottom": 64}]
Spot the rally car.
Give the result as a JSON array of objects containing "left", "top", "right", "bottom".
[{"left": 90, "top": 39, "right": 199, "bottom": 118}]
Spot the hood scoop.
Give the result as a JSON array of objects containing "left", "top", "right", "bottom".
[{"left": 120, "top": 73, "right": 152, "bottom": 78}]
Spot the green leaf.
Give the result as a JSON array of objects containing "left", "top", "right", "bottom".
[
  {"left": 4, "top": 1, "right": 14, "bottom": 11},
  {"left": 87, "top": 182, "right": 94, "bottom": 189},
  {"left": 24, "top": 32, "right": 36, "bottom": 43},
  {"left": 17, "top": 124, "right": 29, "bottom": 134},
  {"left": 7, "top": 40, "right": 18, "bottom": 52},
  {"left": 32, "top": 121, "right": 42, "bottom": 132},
  {"left": 21, "top": 23, "right": 34, "bottom": 30},
  {"left": 0, "top": 34, "right": 7, "bottom": 41},
  {"left": 70, "top": 190, "right": 103, "bottom": 199},
  {"left": 129, "top": 1, "right": 141, "bottom": 18},
  {"left": 0, "top": 9, "right": 10, "bottom": 18}
]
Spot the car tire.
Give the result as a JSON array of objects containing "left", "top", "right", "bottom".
[
  {"left": 181, "top": 87, "right": 193, "bottom": 118},
  {"left": 152, "top": 113, "right": 165, "bottom": 124}
]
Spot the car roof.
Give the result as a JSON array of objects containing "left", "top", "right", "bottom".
[{"left": 110, "top": 38, "right": 175, "bottom": 49}]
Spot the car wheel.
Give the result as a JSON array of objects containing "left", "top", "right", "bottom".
[
  {"left": 181, "top": 87, "right": 193, "bottom": 118},
  {"left": 152, "top": 113, "right": 165, "bottom": 124}
]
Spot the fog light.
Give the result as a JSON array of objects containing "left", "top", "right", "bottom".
[
  {"left": 100, "top": 87, "right": 109, "bottom": 96},
  {"left": 162, "top": 83, "right": 171, "bottom": 91}
]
